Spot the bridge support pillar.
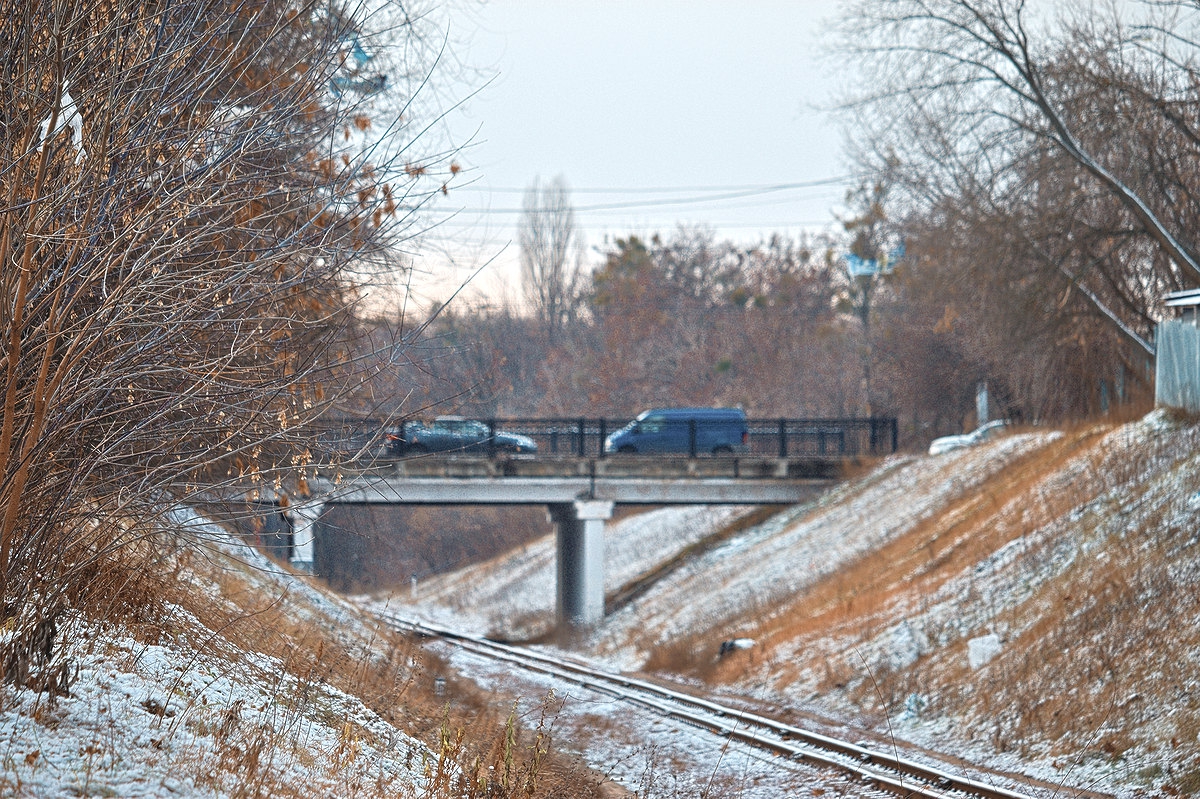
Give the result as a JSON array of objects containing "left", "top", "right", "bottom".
[{"left": 548, "top": 500, "right": 614, "bottom": 629}]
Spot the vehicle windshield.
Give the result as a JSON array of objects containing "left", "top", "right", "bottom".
[{"left": 640, "top": 415, "right": 665, "bottom": 433}]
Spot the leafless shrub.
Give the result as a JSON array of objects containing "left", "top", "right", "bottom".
[{"left": 0, "top": 0, "right": 455, "bottom": 685}]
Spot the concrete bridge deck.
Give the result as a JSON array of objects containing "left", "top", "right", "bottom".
[{"left": 311, "top": 455, "right": 849, "bottom": 505}]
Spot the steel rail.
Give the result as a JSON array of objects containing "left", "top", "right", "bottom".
[{"left": 382, "top": 615, "right": 1040, "bottom": 799}]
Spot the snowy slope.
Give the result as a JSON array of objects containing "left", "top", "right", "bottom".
[{"left": 0, "top": 511, "right": 433, "bottom": 798}]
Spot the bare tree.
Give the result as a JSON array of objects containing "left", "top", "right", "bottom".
[
  {"left": 519, "top": 176, "right": 581, "bottom": 340},
  {"left": 840, "top": 0, "right": 1200, "bottom": 293},
  {"left": 834, "top": 0, "right": 1200, "bottom": 421},
  {"left": 0, "top": 0, "right": 452, "bottom": 681}
]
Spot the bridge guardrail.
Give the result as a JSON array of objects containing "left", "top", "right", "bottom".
[{"left": 307, "top": 416, "right": 898, "bottom": 459}]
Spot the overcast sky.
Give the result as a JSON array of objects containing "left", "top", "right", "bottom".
[{"left": 405, "top": 1, "right": 854, "bottom": 306}]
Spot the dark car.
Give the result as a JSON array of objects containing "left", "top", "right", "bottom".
[{"left": 384, "top": 416, "right": 538, "bottom": 456}]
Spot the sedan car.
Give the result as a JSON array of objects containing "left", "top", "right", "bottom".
[
  {"left": 384, "top": 416, "right": 538, "bottom": 456},
  {"left": 928, "top": 419, "right": 1009, "bottom": 456}
]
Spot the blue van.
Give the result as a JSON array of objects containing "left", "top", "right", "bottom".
[{"left": 604, "top": 408, "right": 748, "bottom": 455}]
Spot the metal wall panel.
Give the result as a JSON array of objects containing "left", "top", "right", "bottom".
[{"left": 1156, "top": 320, "right": 1200, "bottom": 411}]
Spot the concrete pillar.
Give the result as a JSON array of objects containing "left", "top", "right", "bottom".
[
  {"left": 288, "top": 499, "right": 325, "bottom": 573},
  {"left": 548, "top": 499, "right": 614, "bottom": 629},
  {"left": 247, "top": 498, "right": 294, "bottom": 563}
]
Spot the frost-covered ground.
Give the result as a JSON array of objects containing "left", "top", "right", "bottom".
[
  {"left": 369, "top": 411, "right": 1200, "bottom": 797},
  {"left": 0, "top": 510, "right": 434, "bottom": 798},
  {"left": 374, "top": 431, "right": 1062, "bottom": 666},
  {"left": 0, "top": 608, "right": 427, "bottom": 797}
]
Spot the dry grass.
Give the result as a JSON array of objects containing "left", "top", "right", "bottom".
[{"left": 17, "top": 414, "right": 1196, "bottom": 795}]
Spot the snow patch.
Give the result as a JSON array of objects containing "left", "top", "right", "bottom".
[
  {"left": 968, "top": 633, "right": 1003, "bottom": 669},
  {"left": 37, "top": 81, "right": 86, "bottom": 164},
  {"left": 889, "top": 620, "right": 927, "bottom": 670}
]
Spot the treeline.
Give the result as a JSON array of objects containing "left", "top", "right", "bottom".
[
  {"left": 363, "top": 230, "right": 854, "bottom": 419},
  {"left": 834, "top": 0, "right": 1200, "bottom": 428},
  {"left": 362, "top": 219, "right": 1147, "bottom": 451},
  {"left": 362, "top": 0, "right": 1200, "bottom": 446}
]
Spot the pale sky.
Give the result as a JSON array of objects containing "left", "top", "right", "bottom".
[{"left": 403, "top": 1, "right": 854, "bottom": 307}]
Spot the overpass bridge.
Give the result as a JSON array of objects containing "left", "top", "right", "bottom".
[{"left": 284, "top": 416, "right": 897, "bottom": 629}]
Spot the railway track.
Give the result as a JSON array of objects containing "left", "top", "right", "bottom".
[{"left": 382, "top": 615, "right": 1048, "bottom": 799}]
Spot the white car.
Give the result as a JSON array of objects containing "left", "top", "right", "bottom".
[{"left": 928, "top": 419, "right": 1009, "bottom": 455}]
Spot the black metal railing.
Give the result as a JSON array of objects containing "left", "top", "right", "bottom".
[
  {"left": 487, "top": 417, "right": 898, "bottom": 458},
  {"left": 310, "top": 415, "right": 898, "bottom": 459}
]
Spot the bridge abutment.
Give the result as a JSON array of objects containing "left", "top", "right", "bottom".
[
  {"left": 548, "top": 500, "right": 614, "bottom": 628},
  {"left": 289, "top": 499, "right": 324, "bottom": 572}
]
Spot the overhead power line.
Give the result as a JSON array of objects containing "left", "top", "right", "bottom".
[
  {"left": 460, "top": 176, "right": 855, "bottom": 195},
  {"left": 424, "top": 219, "right": 838, "bottom": 237},
  {"left": 435, "top": 182, "right": 848, "bottom": 215}
]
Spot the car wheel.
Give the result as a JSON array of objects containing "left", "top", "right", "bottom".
[{"left": 618, "top": 445, "right": 637, "bottom": 454}]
